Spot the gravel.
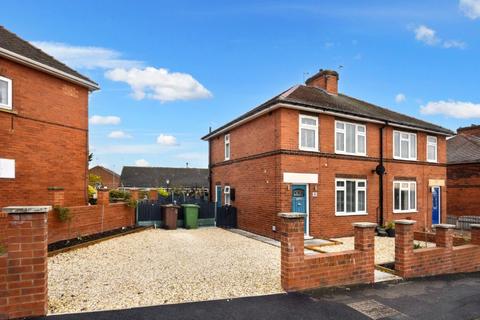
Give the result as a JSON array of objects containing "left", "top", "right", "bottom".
[
  {"left": 48, "top": 227, "right": 282, "bottom": 314},
  {"left": 320, "top": 236, "right": 436, "bottom": 264}
]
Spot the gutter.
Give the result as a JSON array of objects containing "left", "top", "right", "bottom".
[
  {"left": 0, "top": 47, "right": 100, "bottom": 91},
  {"left": 202, "top": 102, "right": 452, "bottom": 140}
]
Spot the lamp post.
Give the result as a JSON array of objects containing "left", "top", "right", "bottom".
[{"left": 166, "top": 179, "right": 172, "bottom": 203}]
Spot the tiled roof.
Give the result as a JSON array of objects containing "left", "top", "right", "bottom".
[
  {"left": 447, "top": 134, "right": 480, "bottom": 164},
  {"left": 120, "top": 166, "right": 209, "bottom": 188},
  {"left": 203, "top": 85, "right": 453, "bottom": 139},
  {"left": 0, "top": 26, "right": 98, "bottom": 87}
]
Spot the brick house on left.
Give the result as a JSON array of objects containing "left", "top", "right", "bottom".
[{"left": 0, "top": 26, "right": 99, "bottom": 208}]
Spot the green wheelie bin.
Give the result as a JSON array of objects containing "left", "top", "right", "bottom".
[{"left": 182, "top": 204, "right": 200, "bottom": 229}]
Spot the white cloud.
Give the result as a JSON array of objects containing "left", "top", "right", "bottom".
[
  {"left": 420, "top": 100, "right": 480, "bottom": 119},
  {"left": 395, "top": 93, "right": 406, "bottom": 103},
  {"left": 30, "top": 41, "right": 143, "bottom": 70},
  {"left": 460, "top": 0, "right": 480, "bottom": 19},
  {"left": 135, "top": 159, "right": 150, "bottom": 167},
  {"left": 104, "top": 67, "right": 212, "bottom": 103},
  {"left": 89, "top": 115, "right": 121, "bottom": 125},
  {"left": 414, "top": 25, "right": 440, "bottom": 46},
  {"left": 413, "top": 25, "right": 466, "bottom": 49},
  {"left": 442, "top": 40, "right": 467, "bottom": 49},
  {"left": 157, "top": 134, "right": 178, "bottom": 146},
  {"left": 108, "top": 130, "right": 132, "bottom": 139}
]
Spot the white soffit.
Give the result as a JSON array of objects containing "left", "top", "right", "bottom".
[{"left": 283, "top": 172, "right": 318, "bottom": 184}]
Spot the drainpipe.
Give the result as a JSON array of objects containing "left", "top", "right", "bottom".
[{"left": 376, "top": 125, "right": 386, "bottom": 227}]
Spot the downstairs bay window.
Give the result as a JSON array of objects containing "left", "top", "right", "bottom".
[
  {"left": 335, "top": 179, "right": 367, "bottom": 215},
  {"left": 393, "top": 181, "right": 417, "bottom": 213}
]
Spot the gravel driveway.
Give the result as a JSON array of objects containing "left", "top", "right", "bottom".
[{"left": 48, "top": 228, "right": 282, "bottom": 314}]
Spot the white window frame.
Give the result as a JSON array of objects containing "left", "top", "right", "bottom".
[
  {"left": 426, "top": 136, "right": 437, "bottom": 163},
  {"left": 335, "top": 178, "right": 367, "bottom": 216},
  {"left": 224, "top": 134, "right": 230, "bottom": 160},
  {"left": 299, "top": 114, "right": 319, "bottom": 152},
  {"left": 393, "top": 130, "right": 417, "bottom": 161},
  {"left": 0, "top": 76, "right": 12, "bottom": 110},
  {"left": 393, "top": 181, "right": 417, "bottom": 213},
  {"left": 334, "top": 120, "right": 367, "bottom": 156},
  {"left": 224, "top": 185, "right": 231, "bottom": 205}
]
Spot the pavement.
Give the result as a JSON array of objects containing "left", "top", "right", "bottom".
[{"left": 38, "top": 272, "right": 480, "bottom": 320}]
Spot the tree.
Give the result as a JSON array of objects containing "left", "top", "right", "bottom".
[{"left": 88, "top": 173, "right": 102, "bottom": 187}]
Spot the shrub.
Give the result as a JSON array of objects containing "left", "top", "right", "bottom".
[
  {"left": 109, "top": 189, "right": 131, "bottom": 201},
  {"left": 54, "top": 206, "right": 71, "bottom": 222},
  {"left": 0, "top": 244, "right": 5, "bottom": 255},
  {"left": 126, "top": 199, "right": 138, "bottom": 208},
  {"left": 157, "top": 188, "right": 169, "bottom": 198},
  {"left": 413, "top": 242, "right": 422, "bottom": 249},
  {"left": 88, "top": 185, "right": 97, "bottom": 198},
  {"left": 385, "top": 222, "right": 395, "bottom": 230}
]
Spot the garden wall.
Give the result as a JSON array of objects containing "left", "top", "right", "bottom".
[
  {"left": 47, "top": 189, "right": 136, "bottom": 244},
  {"left": 395, "top": 220, "right": 480, "bottom": 278},
  {"left": 279, "top": 213, "right": 376, "bottom": 291}
]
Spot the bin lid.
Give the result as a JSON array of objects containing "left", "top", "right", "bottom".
[
  {"left": 181, "top": 204, "right": 200, "bottom": 208},
  {"left": 161, "top": 204, "right": 181, "bottom": 208}
]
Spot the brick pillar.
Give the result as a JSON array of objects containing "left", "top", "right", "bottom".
[
  {"left": 148, "top": 189, "right": 158, "bottom": 201},
  {"left": 434, "top": 224, "right": 455, "bottom": 249},
  {"left": 278, "top": 212, "right": 306, "bottom": 292},
  {"left": 395, "top": 220, "right": 416, "bottom": 278},
  {"left": 2, "top": 206, "right": 50, "bottom": 319},
  {"left": 47, "top": 187, "right": 64, "bottom": 207},
  {"left": 471, "top": 224, "right": 480, "bottom": 245},
  {"left": 97, "top": 189, "right": 110, "bottom": 206},
  {"left": 130, "top": 189, "right": 140, "bottom": 201},
  {"left": 353, "top": 222, "right": 377, "bottom": 282}
]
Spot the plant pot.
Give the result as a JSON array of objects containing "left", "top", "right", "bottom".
[{"left": 386, "top": 228, "right": 395, "bottom": 237}]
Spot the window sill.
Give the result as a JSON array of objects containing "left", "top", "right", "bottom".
[
  {"left": 299, "top": 147, "right": 319, "bottom": 152},
  {"left": 393, "top": 157, "right": 417, "bottom": 162},
  {"left": 426, "top": 160, "right": 438, "bottom": 164},
  {"left": 335, "top": 151, "right": 367, "bottom": 157},
  {"left": 0, "top": 107, "right": 16, "bottom": 115},
  {"left": 393, "top": 210, "right": 418, "bottom": 214},
  {"left": 335, "top": 212, "right": 368, "bottom": 217}
]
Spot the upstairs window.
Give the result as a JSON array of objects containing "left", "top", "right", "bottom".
[
  {"left": 427, "top": 136, "right": 437, "bottom": 162},
  {"left": 335, "top": 179, "right": 367, "bottom": 215},
  {"left": 0, "top": 76, "right": 12, "bottom": 110},
  {"left": 335, "top": 121, "right": 366, "bottom": 156},
  {"left": 299, "top": 115, "right": 318, "bottom": 151},
  {"left": 393, "top": 181, "right": 417, "bottom": 213},
  {"left": 224, "top": 134, "right": 230, "bottom": 160},
  {"left": 393, "top": 130, "right": 417, "bottom": 160}
]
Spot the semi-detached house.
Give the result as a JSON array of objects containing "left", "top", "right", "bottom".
[
  {"left": 203, "top": 69, "right": 453, "bottom": 239},
  {"left": 0, "top": 26, "right": 98, "bottom": 208}
]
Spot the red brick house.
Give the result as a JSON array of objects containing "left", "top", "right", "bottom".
[
  {"left": 203, "top": 69, "right": 452, "bottom": 239},
  {"left": 0, "top": 26, "right": 99, "bottom": 208},
  {"left": 447, "top": 125, "right": 480, "bottom": 217},
  {"left": 89, "top": 165, "right": 121, "bottom": 189}
]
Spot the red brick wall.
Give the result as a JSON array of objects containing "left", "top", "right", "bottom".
[
  {"left": 280, "top": 215, "right": 375, "bottom": 291},
  {"left": 395, "top": 221, "right": 480, "bottom": 278},
  {"left": 0, "top": 210, "right": 49, "bottom": 319},
  {"left": 447, "top": 163, "right": 480, "bottom": 217},
  {"left": 48, "top": 203, "right": 135, "bottom": 244},
  {"left": 0, "top": 57, "right": 90, "bottom": 208},
  {"left": 210, "top": 107, "right": 448, "bottom": 239}
]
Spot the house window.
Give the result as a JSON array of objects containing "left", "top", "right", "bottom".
[
  {"left": 335, "top": 121, "right": 366, "bottom": 156},
  {"left": 224, "top": 134, "right": 230, "bottom": 160},
  {"left": 335, "top": 178, "right": 367, "bottom": 215},
  {"left": 224, "top": 186, "right": 231, "bottom": 205},
  {"left": 393, "top": 181, "right": 417, "bottom": 213},
  {"left": 299, "top": 115, "right": 318, "bottom": 151},
  {"left": 427, "top": 136, "right": 437, "bottom": 162},
  {"left": 393, "top": 131, "right": 417, "bottom": 160},
  {"left": 0, "top": 76, "right": 12, "bottom": 110}
]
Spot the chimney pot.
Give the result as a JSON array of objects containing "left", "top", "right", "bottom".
[{"left": 305, "top": 69, "right": 339, "bottom": 95}]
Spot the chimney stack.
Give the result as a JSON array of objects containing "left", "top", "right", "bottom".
[{"left": 305, "top": 69, "right": 339, "bottom": 95}]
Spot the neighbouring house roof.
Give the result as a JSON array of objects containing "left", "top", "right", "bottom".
[
  {"left": 89, "top": 166, "right": 121, "bottom": 179},
  {"left": 120, "top": 166, "right": 209, "bottom": 189},
  {"left": 447, "top": 134, "right": 480, "bottom": 164},
  {"left": 0, "top": 26, "right": 99, "bottom": 90},
  {"left": 202, "top": 85, "right": 453, "bottom": 140}
]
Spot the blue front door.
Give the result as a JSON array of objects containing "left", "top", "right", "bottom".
[
  {"left": 291, "top": 185, "right": 308, "bottom": 234},
  {"left": 216, "top": 186, "right": 222, "bottom": 208},
  {"left": 432, "top": 186, "right": 441, "bottom": 224}
]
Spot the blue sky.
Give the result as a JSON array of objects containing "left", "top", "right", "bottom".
[{"left": 2, "top": 0, "right": 480, "bottom": 172}]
